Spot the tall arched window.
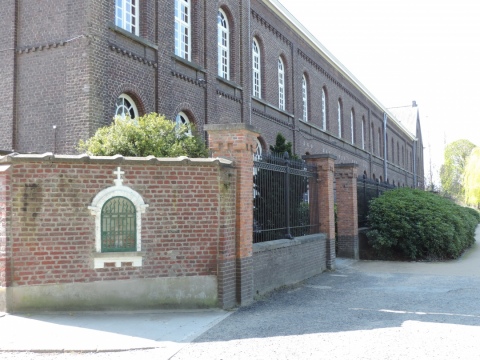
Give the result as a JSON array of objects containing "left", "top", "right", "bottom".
[
  {"left": 321, "top": 87, "right": 327, "bottom": 131},
  {"left": 371, "top": 123, "right": 375, "bottom": 153},
  {"left": 392, "top": 138, "right": 395, "bottom": 163},
  {"left": 378, "top": 128, "right": 382, "bottom": 157},
  {"left": 350, "top": 109, "right": 355, "bottom": 145},
  {"left": 361, "top": 116, "right": 366, "bottom": 150},
  {"left": 278, "top": 57, "right": 285, "bottom": 110},
  {"left": 302, "top": 75, "right": 308, "bottom": 122},
  {"left": 116, "top": 0, "right": 139, "bottom": 36},
  {"left": 175, "top": 0, "right": 191, "bottom": 61},
  {"left": 116, "top": 94, "right": 139, "bottom": 120},
  {"left": 217, "top": 9, "right": 229, "bottom": 79},
  {"left": 337, "top": 99, "right": 342, "bottom": 138},
  {"left": 252, "top": 38, "right": 261, "bottom": 98},
  {"left": 175, "top": 111, "right": 192, "bottom": 136}
]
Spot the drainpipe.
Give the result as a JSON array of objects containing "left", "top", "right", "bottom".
[
  {"left": 383, "top": 112, "right": 387, "bottom": 182},
  {"left": 413, "top": 139, "right": 417, "bottom": 188},
  {"left": 248, "top": 0, "right": 252, "bottom": 125}
]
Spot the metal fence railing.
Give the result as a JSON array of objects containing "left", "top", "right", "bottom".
[
  {"left": 357, "top": 175, "right": 396, "bottom": 228},
  {"left": 253, "top": 152, "right": 319, "bottom": 243}
]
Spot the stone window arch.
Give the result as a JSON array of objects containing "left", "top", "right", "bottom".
[{"left": 89, "top": 167, "right": 148, "bottom": 268}]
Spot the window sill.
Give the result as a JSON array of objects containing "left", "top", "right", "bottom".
[
  {"left": 172, "top": 55, "right": 206, "bottom": 73},
  {"left": 217, "top": 76, "right": 242, "bottom": 91},
  {"left": 93, "top": 251, "right": 146, "bottom": 269},
  {"left": 109, "top": 24, "right": 158, "bottom": 50}
]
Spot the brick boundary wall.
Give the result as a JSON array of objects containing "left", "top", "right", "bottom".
[{"left": 0, "top": 153, "right": 236, "bottom": 312}]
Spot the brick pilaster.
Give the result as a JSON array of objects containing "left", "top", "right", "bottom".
[
  {"left": 205, "top": 124, "right": 259, "bottom": 306},
  {"left": 335, "top": 163, "right": 359, "bottom": 259},
  {"left": 304, "top": 154, "right": 337, "bottom": 270},
  {"left": 0, "top": 164, "right": 12, "bottom": 312}
]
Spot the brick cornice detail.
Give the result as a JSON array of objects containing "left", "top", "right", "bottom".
[
  {"left": 251, "top": 10, "right": 292, "bottom": 47},
  {"left": 252, "top": 108, "right": 292, "bottom": 129},
  {"left": 109, "top": 44, "right": 157, "bottom": 68},
  {"left": 216, "top": 89, "right": 242, "bottom": 104}
]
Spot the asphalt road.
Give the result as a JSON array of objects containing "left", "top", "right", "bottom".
[{"left": 3, "top": 230, "right": 480, "bottom": 360}]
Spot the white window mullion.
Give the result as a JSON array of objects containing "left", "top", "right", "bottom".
[
  {"left": 175, "top": 0, "right": 191, "bottom": 61},
  {"left": 116, "top": 0, "right": 139, "bottom": 36},
  {"left": 338, "top": 100, "right": 342, "bottom": 138},
  {"left": 302, "top": 75, "right": 308, "bottom": 122},
  {"left": 218, "top": 10, "right": 229, "bottom": 79},
  {"left": 278, "top": 58, "right": 285, "bottom": 110},
  {"left": 321, "top": 88, "right": 326, "bottom": 130},
  {"left": 350, "top": 110, "right": 354, "bottom": 144},
  {"left": 252, "top": 39, "right": 261, "bottom": 98}
]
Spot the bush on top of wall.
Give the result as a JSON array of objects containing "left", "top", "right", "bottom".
[
  {"left": 78, "top": 113, "right": 209, "bottom": 158},
  {"left": 367, "top": 188, "right": 480, "bottom": 261}
]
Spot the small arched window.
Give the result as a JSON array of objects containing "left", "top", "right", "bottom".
[
  {"left": 175, "top": 111, "right": 192, "bottom": 136},
  {"left": 321, "top": 87, "right": 327, "bottom": 131},
  {"left": 302, "top": 75, "right": 308, "bottom": 122},
  {"left": 116, "top": 94, "right": 139, "bottom": 120},
  {"left": 278, "top": 58, "right": 285, "bottom": 110},
  {"left": 252, "top": 38, "right": 261, "bottom": 98},
  {"left": 217, "top": 9, "right": 229, "bottom": 79},
  {"left": 361, "top": 116, "right": 366, "bottom": 150},
  {"left": 101, "top": 197, "right": 136, "bottom": 252}
]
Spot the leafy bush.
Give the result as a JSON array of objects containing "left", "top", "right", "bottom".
[
  {"left": 367, "top": 188, "right": 480, "bottom": 260},
  {"left": 78, "top": 113, "right": 208, "bottom": 158}
]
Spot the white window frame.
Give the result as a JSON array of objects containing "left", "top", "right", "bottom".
[
  {"left": 218, "top": 9, "right": 229, "bottom": 79},
  {"left": 176, "top": 111, "right": 192, "bottom": 136},
  {"left": 175, "top": 0, "right": 191, "bottom": 61},
  {"left": 321, "top": 88, "right": 327, "bottom": 130},
  {"left": 350, "top": 109, "right": 355, "bottom": 145},
  {"left": 337, "top": 100, "right": 342, "bottom": 138},
  {"left": 115, "top": 0, "right": 139, "bottom": 36},
  {"left": 116, "top": 94, "right": 139, "bottom": 120},
  {"left": 302, "top": 75, "right": 308, "bottom": 122},
  {"left": 252, "top": 38, "right": 261, "bottom": 98},
  {"left": 278, "top": 58, "right": 285, "bottom": 110}
]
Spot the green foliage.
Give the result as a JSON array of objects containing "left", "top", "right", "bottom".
[
  {"left": 270, "top": 133, "right": 294, "bottom": 158},
  {"left": 464, "top": 147, "right": 480, "bottom": 207},
  {"left": 78, "top": 113, "right": 208, "bottom": 158},
  {"left": 440, "top": 139, "right": 476, "bottom": 200},
  {"left": 367, "top": 188, "right": 479, "bottom": 260}
]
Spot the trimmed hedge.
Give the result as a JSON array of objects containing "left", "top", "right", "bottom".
[{"left": 367, "top": 188, "right": 480, "bottom": 260}]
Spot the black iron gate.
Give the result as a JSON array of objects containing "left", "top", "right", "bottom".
[
  {"left": 253, "top": 152, "right": 318, "bottom": 243},
  {"left": 357, "top": 175, "right": 396, "bottom": 227}
]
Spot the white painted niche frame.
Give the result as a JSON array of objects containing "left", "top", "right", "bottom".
[{"left": 88, "top": 167, "right": 149, "bottom": 268}]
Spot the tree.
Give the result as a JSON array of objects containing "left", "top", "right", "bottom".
[
  {"left": 78, "top": 113, "right": 208, "bottom": 158},
  {"left": 440, "top": 139, "right": 476, "bottom": 201},
  {"left": 464, "top": 147, "right": 480, "bottom": 207}
]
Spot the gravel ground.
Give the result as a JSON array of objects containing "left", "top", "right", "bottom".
[{"left": 3, "top": 255, "right": 480, "bottom": 360}]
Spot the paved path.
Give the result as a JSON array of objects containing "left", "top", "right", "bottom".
[{"left": 2, "top": 227, "right": 480, "bottom": 359}]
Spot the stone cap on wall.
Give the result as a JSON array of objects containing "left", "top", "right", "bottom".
[{"left": 0, "top": 153, "right": 233, "bottom": 167}]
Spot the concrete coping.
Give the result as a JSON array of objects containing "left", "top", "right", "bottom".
[
  {"left": 0, "top": 153, "right": 233, "bottom": 167},
  {"left": 253, "top": 233, "right": 327, "bottom": 253}
]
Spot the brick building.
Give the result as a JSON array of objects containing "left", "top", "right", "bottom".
[{"left": 1, "top": 0, "right": 423, "bottom": 187}]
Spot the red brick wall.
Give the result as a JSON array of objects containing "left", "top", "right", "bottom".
[
  {"left": 0, "top": 165, "right": 11, "bottom": 289},
  {"left": 2, "top": 156, "right": 235, "bottom": 289}
]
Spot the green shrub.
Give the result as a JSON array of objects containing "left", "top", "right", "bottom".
[
  {"left": 78, "top": 113, "right": 209, "bottom": 158},
  {"left": 367, "top": 188, "right": 479, "bottom": 260}
]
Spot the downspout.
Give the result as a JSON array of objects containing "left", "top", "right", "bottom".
[
  {"left": 383, "top": 112, "right": 387, "bottom": 182},
  {"left": 248, "top": 0, "right": 252, "bottom": 125},
  {"left": 413, "top": 139, "right": 417, "bottom": 188}
]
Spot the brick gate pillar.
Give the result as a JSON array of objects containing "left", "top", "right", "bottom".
[
  {"left": 0, "top": 164, "right": 11, "bottom": 312},
  {"left": 205, "top": 124, "right": 259, "bottom": 307},
  {"left": 304, "top": 154, "right": 337, "bottom": 270},
  {"left": 335, "top": 163, "right": 359, "bottom": 259}
]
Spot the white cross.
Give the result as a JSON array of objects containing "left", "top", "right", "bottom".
[{"left": 114, "top": 167, "right": 124, "bottom": 186}]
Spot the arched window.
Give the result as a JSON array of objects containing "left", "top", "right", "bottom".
[
  {"left": 115, "top": 0, "right": 139, "bottom": 36},
  {"left": 392, "top": 138, "right": 395, "bottom": 163},
  {"left": 252, "top": 38, "right": 261, "bottom": 98},
  {"left": 101, "top": 197, "right": 136, "bottom": 252},
  {"left": 278, "top": 57, "right": 285, "bottom": 110},
  {"left": 361, "top": 116, "right": 366, "bottom": 150},
  {"left": 371, "top": 123, "right": 375, "bottom": 153},
  {"left": 175, "top": 111, "right": 192, "bottom": 136},
  {"left": 378, "top": 128, "right": 382, "bottom": 157},
  {"left": 175, "top": 0, "right": 191, "bottom": 61},
  {"left": 337, "top": 99, "right": 342, "bottom": 138},
  {"left": 321, "top": 87, "right": 327, "bottom": 131},
  {"left": 217, "top": 9, "right": 229, "bottom": 79},
  {"left": 350, "top": 109, "right": 355, "bottom": 145},
  {"left": 302, "top": 74, "right": 308, "bottom": 122},
  {"left": 116, "top": 94, "right": 139, "bottom": 120},
  {"left": 254, "top": 138, "right": 263, "bottom": 160}
]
